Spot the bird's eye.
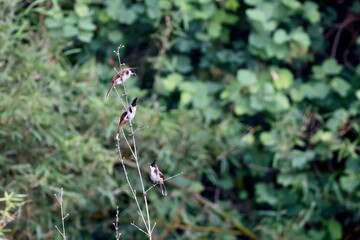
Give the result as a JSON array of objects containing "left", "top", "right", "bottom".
[{"left": 125, "top": 70, "right": 129, "bottom": 75}]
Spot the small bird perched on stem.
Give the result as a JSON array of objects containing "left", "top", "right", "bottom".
[
  {"left": 149, "top": 160, "right": 167, "bottom": 196},
  {"left": 106, "top": 68, "right": 136, "bottom": 98},
  {"left": 114, "top": 98, "right": 138, "bottom": 140}
]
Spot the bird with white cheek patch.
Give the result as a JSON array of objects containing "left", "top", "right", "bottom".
[
  {"left": 149, "top": 160, "right": 167, "bottom": 196},
  {"left": 106, "top": 68, "right": 136, "bottom": 98},
  {"left": 114, "top": 98, "right": 138, "bottom": 140}
]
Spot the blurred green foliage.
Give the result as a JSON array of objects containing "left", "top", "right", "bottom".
[{"left": 1, "top": 0, "right": 360, "bottom": 239}]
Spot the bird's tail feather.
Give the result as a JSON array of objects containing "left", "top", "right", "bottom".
[
  {"left": 160, "top": 183, "right": 167, "bottom": 196},
  {"left": 105, "top": 84, "right": 114, "bottom": 98}
]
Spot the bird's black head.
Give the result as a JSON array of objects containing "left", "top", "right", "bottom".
[
  {"left": 150, "top": 160, "right": 156, "bottom": 167},
  {"left": 131, "top": 97, "right": 138, "bottom": 107}
]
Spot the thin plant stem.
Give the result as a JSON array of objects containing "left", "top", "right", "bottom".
[
  {"left": 113, "top": 45, "right": 152, "bottom": 239},
  {"left": 131, "top": 222, "right": 149, "bottom": 236},
  {"left": 54, "top": 188, "right": 68, "bottom": 240},
  {"left": 116, "top": 139, "right": 149, "bottom": 232},
  {"left": 129, "top": 123, "right": 152, "bottom": 239},
  {"left": 113, "top": 206, "right": 122, "bottom": 240},
  {"left": 145, "top": 172, "right": 183, "bottom": 194}
]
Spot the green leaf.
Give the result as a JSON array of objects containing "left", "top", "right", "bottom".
[
  {"left": 77, "top": 18, "right": 96, "bottom": 31},
  {"left": 246, "top": 9, "right": 267, "bottom": 22},
  {"left": 244, "top": 0, "right": 263, "bottom": 6},
  {"left": 237, "top": 69, "right": 257, "bottom": 87},
  {"left": 290, "top": 28, "right": 311, "bottom": 48},
  {"left": 145, "top": 0, "right": 160, "bottom": 19},
  {"left": 174, "top": 55, "right": 193, "bottom": 73},
  {"left": 273, "top": 93, "right": 290, "bottom": 111},
  {"left": 74, "top": 3, "right": 89, "bottom": 17},
  {"left": 281, "top": 0, "right": 301, "bottom": 10},
  {"left": 273, "top": 29, "right": 289, "bottom": 44},
  {"left": 322, "top": 59, "right": 343, "bottom": 75},
  {"left": 272, "top": 68, "right": 294, "bottom": 90},
  {"left": 327, "top": 219, "right": 342, "bottom": 240},
  {"left": 303, "top": 1, "right": 321, "bottom": 24},
  {"left": 255, "top": 183, "right": 277, "bottom": 206},
  {"left": 290, "top": 150, "right": 315, "bottom": 169},
  {"left": 208, "top": 21, "right": 222, "bottom": 38},
  {"left": 107, "top": 31, "right": 123, "bottom": 43},
  {"left": 356, "top": 89, "right": 360, "bottom": 100},
  {"left": 340, "top": 170, "right": 359, "bottom": 193},
  {"left": 265, "top": 42, "right": 289, "bottom": 59},
  {"left": 189, "top": 182, "right": 204, "bottom": 192},
  {"left": 250, "top": 95, "right": 264, "bottom": 110},
  {"left": 155, "top": 73, "right": 183, "bottom": 96},
  {"left": 260, "top": 132, "right": 276, "bottom": 147},
  {"left": 45, "top": 17, "right": 62, "bottom": 28},
  {"left": 77, "top": 31, "right": 93, "bottom": 42},
  {"left": 249, "top": 32, "right": 271, "bottom": 48},
  {"left": 330, "top": 77, "right": 350, "bottom": 97},
  {"left": 63, "top": 24, "right": 78, "bottom": 37}
]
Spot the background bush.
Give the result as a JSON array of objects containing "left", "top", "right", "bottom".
[{"left": 1, "top": 0, "right": 360, "bottom": 239}]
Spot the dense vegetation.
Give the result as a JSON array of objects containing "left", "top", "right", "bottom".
[{"left": 1, "top": 0, "right": 360, "bottom": 239}]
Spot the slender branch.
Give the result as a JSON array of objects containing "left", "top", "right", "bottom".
[
  {"left": 130, "top": 125, "right": 149, "bottom": 136},
  {"left": 145, "top": 172, "right": 184, "bottom": 194},
  {"left": 151, "top": 222, "right": 157, "bottom": 234},
  {"left": 131, "top": 222, "right": 149, "bottom": 236},
  {"left": 116, "top": 139, "right": 149, "bottom": 232},
  {"left": 129, "top": 123, "right": 152, "bottom": 239},
  {"left": 113, "top": 45, "right": 152, "bottom": 239},
  {"left": 113, "top": 206, "right": 122, "bottom": 240},
  {"left": 54, "top": 188, "right": 68, "bottom": 240},
  {"left": 114, "top": 87, "right": 127, "bottom": 110}
]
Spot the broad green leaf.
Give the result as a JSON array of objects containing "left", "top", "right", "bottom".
[
  {"left": 255, "top": 183, "right": 277, "bottom": 205},
  {"left": 107, "top": 31, "right": 123, "bottom": 43},
  {"left": 145, "top": 0, "right": 160, "bottom": 19},
  {"left": 281, "top": 0, "right": 301, "bottom": 10},
  {"left": 237, "top": 69, "right": 257, "bottom": 87},
  {"left": 322, "top": 59, "right": 343, "bottom": 75},
  {"left": 77, "top": 31, "right": 93, "bottom": 42},
  {"left": 63, "top": 24, "right": 78, "bottom": 37},
  {"left": 77, "top": 18, "right": 96, "bottom": 31},
  {"left": 303, "top": 1, "right": 321, "bottom": 24},
  {"left": 208, "top": 21, "right": 222, "bottom": 38},
  {"left": 155, "top": 73, "right": 183, "bottom": 96},
  {"left": 327, "top": 219, "right": 342, "bottom": 240},
  {"left": 273, "top": 93, "right": 290, "bottom": 111},
  {"left": 189, "top": 182, "right": 204, "bottom": 192},
  {"left": 265, "top": 42, "right": 289, "bottom": 59},
  {"left": 356, "top": 89, "right": 360, "bottom": 100},
  {"left": 244, "top": 0, "right": 263, "bottom": 6},
  {"left": 250, "top": 95, "right": 264, "bottom": 110},
  {"left": 290, "top": 150, "right": 315, "bottom": 168},
  {"left": 74, "top": 3, "right": 89, "bottom": 17},
  {"left": 340, "top": 170, "right": 359, "bottom": 193},
  {"left": 330, "top": 77, "right": 350, "bottom": 97},
  {"left": 249, "top": 32, "right": 271, "bottom": 48},
  {"left": 272, "top": 68, "right": 294, "bottom": 90},
  {"left": 174, "top": 55, "right": 193, "bottom": 73},
  {"left": 273, "top": 29, "right": 289, "bottom": 44},
  {"left": 260, "top": 132, "right": 276, "bottom": 146},
  {"left": 45, "top": 17, "right": 62, "bottom": 28},
  {"left": 291, "top": 28, "right": 310, "bottom": 48},
  {"left": 246, "top": 9, "right": 267, "bottom": 22}
]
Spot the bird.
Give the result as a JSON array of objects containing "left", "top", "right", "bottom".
[
  {"left": 106, "top": 68, "right": 136, "bottom": 98},
  {"left": 149, "top": 160, "right": 167, "bottom": 196},
  {"left": 114, "top": 97, "right": 138, "bottom": 140}
]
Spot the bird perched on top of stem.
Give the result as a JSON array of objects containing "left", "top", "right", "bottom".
[
  {"left": 114, "top": 97, "right": 138, "bottom": 140},
  {"left": 106, "top": 68, "right": 136, "bottom": 98},
  {"left": 149, "top": 160, "right": 167, "bottom": 196}
]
